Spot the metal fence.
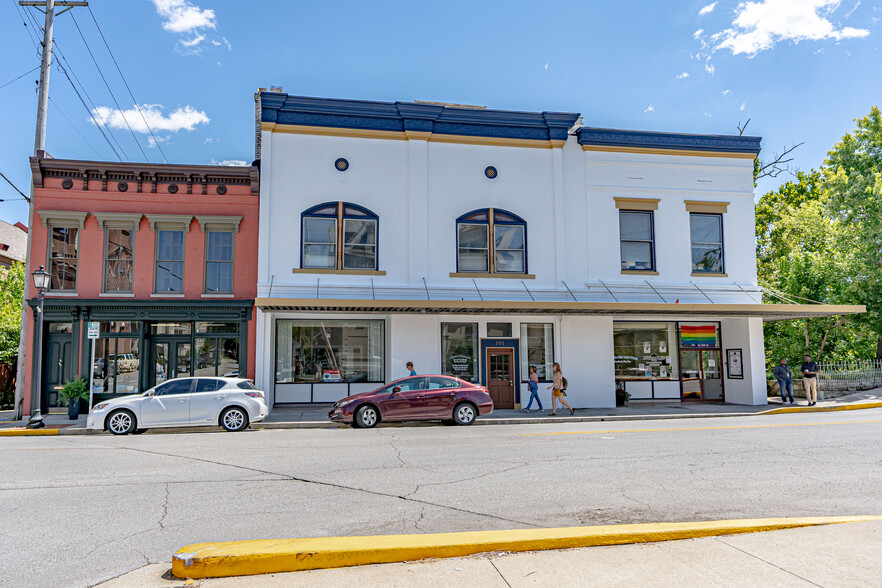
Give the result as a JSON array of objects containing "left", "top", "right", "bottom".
[{"left": 817, "top": 360, "right": 882, "bottom": 393}]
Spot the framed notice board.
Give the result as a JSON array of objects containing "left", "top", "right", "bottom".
[{"left": 726, "top": 348, "right": 743, "bottom": 379}]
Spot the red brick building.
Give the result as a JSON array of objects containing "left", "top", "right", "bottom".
[{"left": 21, "top": 154, "right": 259, "bottom": 415}]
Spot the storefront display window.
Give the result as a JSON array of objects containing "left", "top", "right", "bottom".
[
  {"left": 520, "top": 323, "right": 554, "bottom": 381},
  {"left": 195, "top": 338, "right": 239, "bottom": 377},
  {"left": 275, "top": 319, "right": 384, "bottom": 383},
  {"left": 679, "top": 322, "right": 721, "bottom": 348},
  {"left": 614, "top": 322, "right": 679, "bottom": 380},
  {"left": 92, "top": 337, "right": 140, "bottom": 395},
  {"left": 441, "top": 322, "right": 478, "bottom": 381},
  {"left": 100, "top": 321, "right": 140, "bottom": 333},
  {"left": 151, "top": 322, "right": 191, "bottom": 335}
]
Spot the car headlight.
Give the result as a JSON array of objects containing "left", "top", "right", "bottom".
[
  {"left": 92, "top": 402, "right": 110, "bottom": 412},
  {"left": 336, "top": 399, "right": 355, "bottom": 408}
]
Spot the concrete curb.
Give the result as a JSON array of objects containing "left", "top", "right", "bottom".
[
  {"left": 171, "top": 516, "right": 882, "bottom": 579},
  {"left": 0, "top": 428, "right": 60, "bottom": 436},
  {"left": 759, "top": 401, "right": 882, "bottom": 416}
]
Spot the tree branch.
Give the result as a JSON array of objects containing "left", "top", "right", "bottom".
[{"left": 755, "top": 142, "right": 805, "bottom": 181}]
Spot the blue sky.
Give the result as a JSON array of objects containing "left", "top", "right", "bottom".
[{"left": 1, "top": 0, "right": 880, "bottom": 226}]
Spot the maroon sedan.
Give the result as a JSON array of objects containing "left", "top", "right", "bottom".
[{"left": 329, "top": 375, "right": 494, "bottom": 428}]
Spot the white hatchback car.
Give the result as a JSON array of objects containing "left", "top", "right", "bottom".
[{"left": 87, "top": 377, "right": 268, "bottom": 435}]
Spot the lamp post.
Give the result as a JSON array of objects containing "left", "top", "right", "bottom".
[{"left": 26, "top": 265, "right": 51, "bottom": 429}]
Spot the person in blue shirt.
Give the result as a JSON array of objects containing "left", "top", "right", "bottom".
[{"left": 406, "top": 361, "right": 417, "bottom": 376}]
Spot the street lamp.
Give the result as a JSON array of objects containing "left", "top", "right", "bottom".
[{"left": 26, "top": 265, "right": 50, "bottom": 429}]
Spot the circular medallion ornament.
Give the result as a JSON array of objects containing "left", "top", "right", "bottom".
[
  {"left": 216, "top": 184, "right": 227, "bottom": 195},
  {"left": 167, "top": 184, "right": 179, "bottom": 194},
  {"left": 335, "top": 158, "right": 349, "bottom": 172},
  {"left": 62, "top": 179, "right": 73, "bottom": 190},
  {"left": 117, "top": 181, "right": 129, "bottom": 192},
  {"left": 484, "top": 166, "right": 498, "bottom": 179}
]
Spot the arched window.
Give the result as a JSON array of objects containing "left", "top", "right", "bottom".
[
  {"left": 456, "top": 208, "right": 527, "bottom": 274},
  {"left": 301, "top": 202, "right": 378, "bottom": 270}
]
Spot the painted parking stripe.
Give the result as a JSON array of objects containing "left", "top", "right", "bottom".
[{"left": 524, "top": 419, "right": 882, "bottom": 436}]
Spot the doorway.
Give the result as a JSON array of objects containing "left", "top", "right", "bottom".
[
  {"left": 486, "top": 348, "right": 515, "bottom": 409},
  {"left": 152, "top": 340, "right": 191, "bottom": 387},
  {"left": 43, "top": 328, "right": 74, "bottom": 411},
  {"left": 679, "top": 349, "right": 724, "bottom": 401}
]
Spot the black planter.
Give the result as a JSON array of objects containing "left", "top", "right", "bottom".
[
  {"left": 68, "top": 398, "right": 80, "bottom": 420},
  {"left": 615, "top": 390, "right": 628, "bottom": 407}
]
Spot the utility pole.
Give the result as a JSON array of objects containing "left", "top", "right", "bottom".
[{"left": 14, "top": 0, "right": 88, "bottom": 421}]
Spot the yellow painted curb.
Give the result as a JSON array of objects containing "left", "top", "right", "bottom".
[
  {"left": 0, "top": 428, "right": 60, "bottom": 436},
  {"left": 760, "top": 401, "right": 882, "bottom": 415},
  {"left": 172, "top": 515, "right": 881, "bottom": 579}
]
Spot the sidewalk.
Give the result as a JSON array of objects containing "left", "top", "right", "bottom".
[
  {"left": 99, "top": 519, "right": 882, "bottom": 587},
  {"left": 2, "top": 389, "right": 881, "bottom": 434}
]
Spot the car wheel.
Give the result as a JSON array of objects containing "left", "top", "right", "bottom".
[
  {"left": 453, "top": 402, "right": 477, "bottom": 426},
  {"left": 355, "top": 405, "right": 379, "bottom": 429},
  {"left": 106, "top": 409, "right": 136, "bottom": 435},
  {"left": 133, "top": 429, "right": 148, "bottom": 435},
  {"left": 220, "top": 407, "right": 249, "bottom": 432}
]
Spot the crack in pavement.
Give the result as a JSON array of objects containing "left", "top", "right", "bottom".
[
  {"left": 159, "top": 483, "right": 170, "bottom": 529},
  {"left": 489, "top": 557, "right": 513, "bottom": 587},
  {"left": 712, "top": 536, "right": 824, "bottom": 587},
  {"left": 403, "top": 461, "right": 532, "bottom": 499},
  {"left": 76, "top": 440, "right": 542, "bottom": 529}
]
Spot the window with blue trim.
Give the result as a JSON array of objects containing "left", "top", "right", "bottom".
[
  {"left": 456, "top": 208, "right": 526, "bottom": 274},
  {"left": 301, "top": 202, "right": 378, "bottom": 271}
]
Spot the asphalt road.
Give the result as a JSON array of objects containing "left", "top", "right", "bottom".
[{"left": 2, "top": 409, "right": 881, "bottom": 588}]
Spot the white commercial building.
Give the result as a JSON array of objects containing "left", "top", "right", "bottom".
[{"left": 253, "top": 91, "right": 861, "bottom": 410}]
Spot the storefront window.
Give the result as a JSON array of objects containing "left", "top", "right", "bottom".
[
  {"left": 195, "top": 322, "right": 238, "bottom": 333},
  {"left": 614, "top": 322, "right": 679, "bottom": 380},
  {"left": 195, "top": 337, "right": 239, "bottom": 377},
  {"left": 92, "top": 337, "right": 140, "bottom": 395},
  {"left": 520, "top": 323, "right": 554, "bottom": 381},
  {"left": 679, "top": 322, "right": 720, "bottom": 348},
  {"left": 487, "top": 323, "right": 512, "bottom": 338},
  {"left": 275, "top": 319, "right": 384, "bottom": 383},
  {"left": 100, "top": 321, "right": 140, "bottom": 334},
  {"left": 441, "top": 322, "right": 478, "bottom": 381},
  {"left": 151, "top": 322, "right": 191, "bottom": 335}
]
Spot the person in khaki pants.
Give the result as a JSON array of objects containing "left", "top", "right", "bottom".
[{"left": 801, "top": 354, "right": 819, "bottom": 406}]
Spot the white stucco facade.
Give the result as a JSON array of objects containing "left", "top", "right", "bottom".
[{"left": 254, "top": 93, "right": 774, "bottom": 410}]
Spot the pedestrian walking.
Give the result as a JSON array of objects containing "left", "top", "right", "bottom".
[
  {"left": 523, "top": 365, "right": 543, "bottom": 412},
  {"left": 406, "top": 361, "right": 417, "bottom": 376},
  {"left": 801, "top": 355, "right": 819, "bottom": 406},
  {"left": 772, "top": 358, "right": 795, "bottom": 404},
  {"left": 547, "top": 362, "right": 574, "bottom": 416}
]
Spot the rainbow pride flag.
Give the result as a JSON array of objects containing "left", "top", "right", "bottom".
[{"left": 680, "top": 324, "right": 717, "bottom": 348}]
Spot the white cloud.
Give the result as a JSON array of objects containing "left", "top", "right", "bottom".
[
  {"left": 740, "top": 102, "right": 746, "bottom": 110},
  {"left": 544, "top": 62, "right": 549, "bottom": 70},
  {"left": 712, "top": 0, "right": 870, "bottom": 56},
  {"left": 147, "top": 135, "right": 171, "bottom": 148},
  {"left": 704, "top": 112, "right": 713, "bottom": 117},
  {"left": 845, "top": 1, "right": 861, "bottom": 18},
  {"left": 705, "top": 63, "right": 716, "bottom": 74},
  {"left": 179, "top": 33, "right": 205, "bottom": 47},
  {"left": 676, "top": 71, "right": 690, "bottom": 79},
  {"left": 722, "top": 89, "right": 732, "bottom": 95},
  {"left": 91, "top": 104, "right": 210, "bottom": 133},
  {"left": 699, "top": 2, "right": 717, "bottom": 15},
  {"left": 644, "top": 104, "right": 655, "bottom": 113},
  {"left": 211, "top": 159, "right": 247, "bottom": 167},
  {"left": 693, "top": 29, "right": 704, "bottom": 39},
  {"left": 151, "top": 0, "right": 215, "bottom": 33}
]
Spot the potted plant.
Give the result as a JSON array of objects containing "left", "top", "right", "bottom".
[
  {"left": 615, "top": 383, "right": 630, "bottom": 406},
  {"left": 59, "top": 377, "right": 89, "bottom": 420}
]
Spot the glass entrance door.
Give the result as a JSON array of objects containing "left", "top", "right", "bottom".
[
  {"left": 152, "top": 340, "right": 191, "bottom": 387},
  {"left": 679, "top": 349, "right": 723, "bottom": 401}
]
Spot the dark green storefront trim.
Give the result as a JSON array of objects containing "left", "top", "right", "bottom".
[{"left": 27, "top": 299, "right": 254, "bottom": 402}]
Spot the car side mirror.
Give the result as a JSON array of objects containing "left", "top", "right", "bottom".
[
  {"left": 391, "top": 386, "right": 401, "bottom": 396},
  {"left": 147, "top": 390, "right": 156, "bottom": 397}
]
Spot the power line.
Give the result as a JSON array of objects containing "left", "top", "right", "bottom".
[
  {"left": 0, "top": 65, "right": 40, "bottom": 90},
  {"left": 11, "top": 0, "right": 42, "bottom": 54},
  {"left": 68, "top": 9, "right": 149, "bottom": 161},
  {"left": 54, "top": 58, "right": 123, "bottom": 160},
  {"left": 49, "top": 95, "right": 101, "bottom": 157},
  {"left": 86, "top": 5, "right": 168, "bottom": 163},
  {"left": 0, "top": 171, "right": 30, "bottom": 203}
]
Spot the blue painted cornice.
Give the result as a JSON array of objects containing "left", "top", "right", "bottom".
[
  {"left": 577, "top": 127, "right": 762, "bottom": 154},
  {"left": 260, "top": 93, "right": 580, "bottom": 142}
]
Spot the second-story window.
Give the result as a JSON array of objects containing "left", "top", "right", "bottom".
[
  {"left": 690, "top": 213, "right": 724, "bottom": 273},
  {"left": 49, "top": 226, "right": 78, "bottom": 291},
  {"left": 155, "top": 230, "right": 184, "bottom": 293},
  {"left": 104, "top": 229, "right": 134, "bottom": 292},
  {"left": 456, "top": 208, "right": 527, "bottom": 274},
  {"left": 205, "top": 231, "right": 234, "bottom": 293},
  {"left": 301, "top": 202, "right": 378, "bottom": 271},
  {"left": 619, "top": 211, "right": 655, "bottom": 271}
]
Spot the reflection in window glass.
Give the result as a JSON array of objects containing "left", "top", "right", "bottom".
[
  {"left": 441, "top": 323, "right": 478, "bottom": 382},
  {"left": 494, "top": 225, "right": 525, "bottom": 273},
  {"left": 619, "top": 211, "right": 655, "bottom": 271},
  {"left": 520, "top": 324, "right": 554, "bottom": 381},
  {"left": 100, "top": 321, "right": 140, "bottom": 334},
  {"left": 105, "top": 229, "right": 134, "bottom": 292},
  {"left": 49, "top": 226, "right": 78, "bottom": 290},
  {"left": 613, "top": 322, "right": 679, "bottom": 380},
  {"left": 205, "top": 231, "right": 234, "bottom": 293},
  {"left": 195, "top": 322, "right": 238, "bottom": 333},
  {"left": 275, "top": 320, "right": 384, "bottom": 383},
  {"left": 343, "top": 218, "right": 377, "bottom": 269},
  {"left": 218, "top": 339, "right": 239, "bottom": 376},
  {"left": 302, "top": 217, "right": 337, "bottom": 269},
  {"left": 194, "top": 338, "right": 216, "bottom": 377},
  {"left": 151, "top": 322, "right": 191, "bottom": 335},
  {"left": 690, "top": 213, "right": 723, "bottom": 273},
  {"left": 457, "top": 224, "right": 489, "bottom": 272},
  {"left": 487, "top": 323, "right": 512, "bottom": 338},
  {"left": 155, "top": 230, "right": 184, "bottom": 292},
  {"left": 92, "top": 337, "right": 140, "bottom": 395}
]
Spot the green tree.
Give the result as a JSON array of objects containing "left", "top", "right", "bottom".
[{"left": 0, "top": 261, "right": 25, "bottom": 364}]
